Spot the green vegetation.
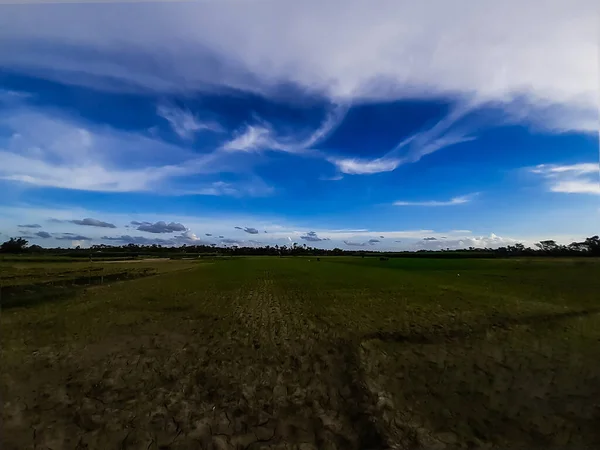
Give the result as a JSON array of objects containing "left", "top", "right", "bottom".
[{"left": 2, "top": 256, "right": 599, "bottom": 449}]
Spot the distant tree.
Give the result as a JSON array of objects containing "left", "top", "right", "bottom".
[
  {"left": 584, "top": 235, "right": 600, "bottom": 256},
  {"left": 535, "top": 240, "right": 558, "bottom": 253},
  {"left": 0, "top": 237, "right": 29, "bottom": 253}
]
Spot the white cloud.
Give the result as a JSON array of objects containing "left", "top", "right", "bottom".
[
  {"left": 223, "top": 124, "right": 281, "bottom": 153},
  {"left": 551, "top": 181, "right": 600, "bottom": 195},
  {"left": 156, "top": 104, "right": 222, "bottom": 140},
  {"left": 329, "top": 156, "right": 400, "bottom": 175},
  {"left": 414, "top": 233, "right": 521, "bottom": 250},
  {"left": 394, "top": 193, "right": 478, "bottom": 206},
  {"left": 180, "top": 180, "right": 274, "bottom": 198},
  {"left": 1, "top": 1, "right": 595, "bottom": 131},
  {"left": 222, "top": 103, "right": 346, "bottom": 153},
  {"left": 530, "top": 163, "right": 599, "bottom": 195},
  {"left": 0, "top": 104, "right": 260, "bottom": 194},
  {"left": 531, "top": 163, "right": 597, "bottom": 175},
  {"left": 330, "top": 103, "right": 478, "bottom": 175}
]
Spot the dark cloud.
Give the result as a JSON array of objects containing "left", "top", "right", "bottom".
[
  {"left": 102, "top": 232, "right": 199, "bottom": 246},
  {"left": 368, "top": 239, "right": 380, "bottom": 245},
  {"left": 300, "top": 231, "right": 330, "bottom": 242},
  {"left": 394, "top": 240, "right": 402, "bottom": 243},
  {"left": 380, "top": 235, "right": 385, "bottom": 238},
  {"left": 264, "top": 230, "right": 268, "bottom": 233},
  {"left": 234, "top": 226, "right": 243, "bottom": 230},
  {"left": 344, "top": 240, "right": 366, "bottom": 247},
  {"left": 56, "top": 234, "right": 92, "bottom": 241},
  {"left": 423, "top": 237, "right": 438, "bottom": 241},
  {"left": 18, "top": 224, "right": 41, "bottom": 228},
  {"left": 70, "top": 218, "right": 116, "bottom": 228},
  {"left": 47, "top": 218, "right": 64, "bottom": 223},
  {"left": 221, "top": 238, "right": 242, "bottom": 244},
  {"left": 102, "top": 235, "right": 172, "bottom": 245},
  {"left": 35, "top": 231, "right": 52, "bottom": 239},
  {"left": 205, "top": 233, "right": 212, "bottom": 236},
  {"left": 243, "top": 227, "right": 259, "bottom": 234},
  {"left": 219, "top": 235, "right": 224, "bottom": 238},
  {"left": 135, "top": 221, "right": 186, "bottom": 233}
]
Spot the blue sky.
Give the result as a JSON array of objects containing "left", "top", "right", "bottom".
[{"left": 0, "top": 1, "right": 598, "bottom": 250}]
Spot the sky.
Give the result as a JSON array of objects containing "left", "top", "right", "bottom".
[{"left": 0, "top": 0, "right": 598, "bottom": 251}]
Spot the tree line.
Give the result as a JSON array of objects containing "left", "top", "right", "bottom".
[{"left": 1, "top": 236, "right": 599, "bottom": 257}]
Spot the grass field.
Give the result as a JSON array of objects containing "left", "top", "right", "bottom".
[{"left": 2, "top": 256, "right": 600, "bottom": 449}]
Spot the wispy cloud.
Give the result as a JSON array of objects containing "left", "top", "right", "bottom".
[
  {"left": 222, "top": 104, "right": 346, "bottom": 154},
  {"left": 330, "top": 104, "right": 477, "bottom": 175},
  {"left": 181, "top": 180, "right": 274, "bottom": 198},
  {"left": 394, "top": 193, "right": 478, "bottom": 206},
  {"left": 329, "top": 157, "right": 400, "bottom": 175},
  {"left": 530, "top": 163, "right": 599, "bottom": 195},
  {"left": 35, "top": 231, "right": 51, "bottom": 239},
  {"left": 157, "top": 104, "right": 222, "bottom": 140},
  {"left": 0, "top": 103, "right": 249, "bottom": 194},
  {"left": 18, "top": 223, "right": 41, "bottom": 228},
  {"left": 3, "top": 2, "right": 593, "bottom": 130}
]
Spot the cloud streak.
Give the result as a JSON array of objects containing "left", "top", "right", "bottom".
[
  {"left": 157, "top": 103, "right": 222, "bottom": 140},
  {"left": 394, "top": 193, "right": 478, "bottom": 206},
  {"left": 531, "top": 163, "right": 599, "bottom": 195}
]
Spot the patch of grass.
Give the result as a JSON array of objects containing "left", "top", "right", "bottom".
[{"left": 2, "top": 257, "right": 599, "bottom": 449}]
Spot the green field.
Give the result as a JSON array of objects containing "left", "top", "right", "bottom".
[{"left": 2, "top": 256, "right": 600, "bottom": 449}]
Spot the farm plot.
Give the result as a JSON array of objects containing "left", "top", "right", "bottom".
[{"left": 2, "top": 257, "right": 599, "bottom": 449}]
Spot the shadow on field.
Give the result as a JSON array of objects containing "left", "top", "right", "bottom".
[
  {"left": 0, "top": 269, "right": 156, "bottom": 309},
  {"left": 365, "top": 308, "right": 600, "bottom": 344}
]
